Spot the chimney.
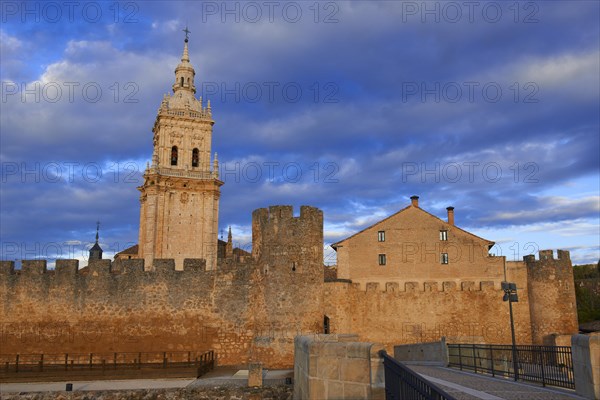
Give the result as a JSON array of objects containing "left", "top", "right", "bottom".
[
  {"left": 410, "top": 195, "right": 419, "bottom": 207},
  {"left": 446, "top": 206, "right": 455, "bottom": 226}
]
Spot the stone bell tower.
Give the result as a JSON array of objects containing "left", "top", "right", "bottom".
[{"left": 138, "top": 31, "right": 222, "bottom": 270}]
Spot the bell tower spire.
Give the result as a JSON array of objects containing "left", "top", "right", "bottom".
[
  {"left": 173, "top": 26, "right": 196, "bottom": 95},
  {"left": 138, "top": 27, "right": 222, "bottom": 271}
]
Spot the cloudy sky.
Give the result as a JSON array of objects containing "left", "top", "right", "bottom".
[{"left": 1, "top": 1, "right": 599, "bottom": 266}]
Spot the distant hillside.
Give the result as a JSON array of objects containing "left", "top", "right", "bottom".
[{"left": 573, "top": 263, "right": 600, "bottom": 324}]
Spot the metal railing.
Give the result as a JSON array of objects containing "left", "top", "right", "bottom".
[
  {"left": 1, "top": 350, "right": 214, "bottom": 381},
  {"left": 448, "top": 344, "right": 574, "bottom": 389},
  {"left": 379, "top": 350, "right": 456, "bottom": 400}
]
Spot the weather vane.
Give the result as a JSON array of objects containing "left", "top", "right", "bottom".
[{"left": 183, "top": 25, "right": 191, "bottom": 42}]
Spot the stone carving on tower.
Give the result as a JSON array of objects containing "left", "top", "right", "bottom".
[{"left": 137, "top": 30, "right": 223, "bottom": 270}]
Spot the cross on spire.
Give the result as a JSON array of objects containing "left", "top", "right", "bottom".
[
  {"left": 183, "top": 25, "right": 191, "bottom": 42},
  {"left": 95, "top": 220, "right": 100, "bottom": 243}
]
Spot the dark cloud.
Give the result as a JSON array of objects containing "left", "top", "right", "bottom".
[{"left": 1, "top": 1, "right": 598, "bottom": 265}]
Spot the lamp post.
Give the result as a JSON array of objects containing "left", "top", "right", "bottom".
[{"left": 502, "top": 281, "right": 519, "bottom": 381}]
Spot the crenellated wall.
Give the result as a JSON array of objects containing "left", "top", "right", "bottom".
[
  {"left": 0, "top": 205, "right": 579, "bottom": 367},
  {"left": 0, "top": 205, "right": 326, "bottom": 368},
  {"left": 249, "top": 205, "right": 325, "bottom": 363},
  {"left": 525, "top": 249, "right": 579, "bottom": 344},
  {"left": 0, "top": 258, "right": 258, "bottom": 365},
  {"left": 323, "top": 276, "right": 534, "bottom": 351}
]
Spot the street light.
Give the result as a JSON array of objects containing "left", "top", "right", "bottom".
[{"left": 502, "top": 281, "right": 519, "bottom": 381}]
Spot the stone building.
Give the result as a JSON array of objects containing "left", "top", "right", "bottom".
[
  {"left": 0, "top": 36, "right": 580, "bottom": 368},
  {"left": 136, "top": 36, "right": 222, "bottom": 270},
  {"left": 332, "top": 195, "right": 503, "bottom": 287}
]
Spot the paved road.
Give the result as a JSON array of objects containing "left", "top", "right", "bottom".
[
  {"left": 408, "top": 365, "right": 586, "bottom": 400},
  {"left": 0, "top": 378, "right": 195, "bottom": 393}
]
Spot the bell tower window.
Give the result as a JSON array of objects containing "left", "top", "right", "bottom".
[
  {"left": 180, "top": 77, "right": 184, "bottom": 87},
  {"left": 192, "top": 148, "right": 199, "bottom": 168},
  {"left": 171, "top": 146, "right": 178, "bottom": 166}
]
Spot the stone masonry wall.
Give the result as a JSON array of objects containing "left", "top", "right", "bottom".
[
  {"left": 0, "top": 201, "right": 579, "bottom": 369},
  {"left": 525, "top": 250, "right": 579, "bottom": 344},
  {"left": 0, "top": 206, "right": 325, "bottom": 369},
  {"left": 293, "top": 334, "right": 384, "bottom": 400},
  {"left": 323, "top": 278, "right": 534, "bottom": 352}
]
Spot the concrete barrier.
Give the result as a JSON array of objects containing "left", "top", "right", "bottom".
[{"left": 394, "top": 337, "right": 449, "bottom": 366}]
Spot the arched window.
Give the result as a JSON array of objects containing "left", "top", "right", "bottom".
[
  {"left": 171, "top": 146, "right": 178, "bottom": 166},
  {"left": 180, "top": 77, "right": 184, "bottom": 87},
  {"left": 192, "top": 148, "right": 199, "bottom": 168}
]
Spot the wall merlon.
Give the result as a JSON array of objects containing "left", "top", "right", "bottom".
[
  {"left": 87, "top": 259, "right": 112, "bottom": 276},
  {"left": 0, "top": 261, "right": 15, "bottom": 275},
  {"left": 556, "top": 249, "right": 570, "bottom": 260},
  {"left": 480, "top": 281, "right": 495, "bottom": 291},
  {"left": 538, "top": 250, "right": 554, "bottom": 260},
  {"left": 300, "top": 206, "right": 324, "bottom": 223},
  {"left": 461, "top": 281, "right": 475, "bottom": 291},
  {"left": 117, "top": 259, "right": 145, "bottom": 274},
  {"left": 55, "top": 259, "right": 79, "bottom": 275},
  {"left": 21, "top": 260, "right": 47, "bottom": 275},
  {"left": 443, "top": 281, "right": 457, "bottom": 292},
  {"left": 252, "top": 207, "right": 269, "bottom": 222},
  {"left": 366, "top": 282, "right": 379, "bottom": 292},
  {"left": 153, "top": 259, "right": 176, "bottom": 272},
  {"left": 385, "top": 282, "right": 399, "bottom": 293},
  {"left": 424, "top": 281, "right": 439, "bottom": 292},
  {"left": 405, "top": 282, "right": 419, "bottom": 292}
]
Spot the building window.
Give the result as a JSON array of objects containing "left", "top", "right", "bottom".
[
  {"left": 171, "top": 146, "right": 178, "bottom": 166},
  {"left": 323, "top": 315, "right": 330, "bottom": 334},
  {"left": 378, "top": 254, "right": 386, "bottom": 265},
  {"left": 180, "top": 77, "right": 184, "bottom": 87},
  {"left": 440, "top": 230, "right": 448, "bottom": 241},
  {"left": 441, "top": 253, "right": 449, "bottom": 264},
  {"left": 378, "top": 231, "right": 385, "bottom": 242},
  {"left": 192, "top": 148, "right": 199, "bottom": 167}
]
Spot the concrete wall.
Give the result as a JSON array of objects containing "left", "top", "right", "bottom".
[
  {"left": 394, "top": 338, "right": 448, "bottom": 365},
  {"left": 293, "top": 334, "right": 384, "bottom": 400},
  {"left": 572, "top": 333, "right": 600, "bottom": 400}
]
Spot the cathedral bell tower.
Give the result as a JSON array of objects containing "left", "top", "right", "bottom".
[{"left": 137, "top": 31, "right": 223, "bottom": 270}]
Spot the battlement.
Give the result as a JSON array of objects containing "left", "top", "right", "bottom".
[
  {"left": 252, "top": 205, "right": 323, "bottom": 226},
  {"left": 251, "top": 205, "right": 323, "bottom": 271},
  {"left": 524, "top": 249, "right": 571, "bottom": 264},
  {"left": 0, "top": 258, "right": 210, "bottom": 276},
  {"left": 329, "top": 280, "right": 499, "bottom": 293}
]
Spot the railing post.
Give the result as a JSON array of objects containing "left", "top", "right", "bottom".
[
  {"left": 473, "top": 344, "right": 477, "bottom": 374},
  {"left": 15, "top": 354, "right": 19, "bottom": 373},
  {"left": 65, "top": 354, "right": 68, "bottom": 371},
  {"left": 458, "top": 345, "right": 462, "bottom": 370},
  {"left": 163, "top": 352, "right": 167, "bottom": 368},
  {"left": 539, "top": 347, "right": 546, "bottom": 387},
  {"left": 89, "top": 353, "right": 93, "bottom": 370},
  {"left": 490, "top": 345, "right": 495, "bottom": 377},
  {"left": 114, "top": 353, "right": 117, "bottom": 369},
  {"left": 39, "top": 354, "right": 44, "bottom": 372}
]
